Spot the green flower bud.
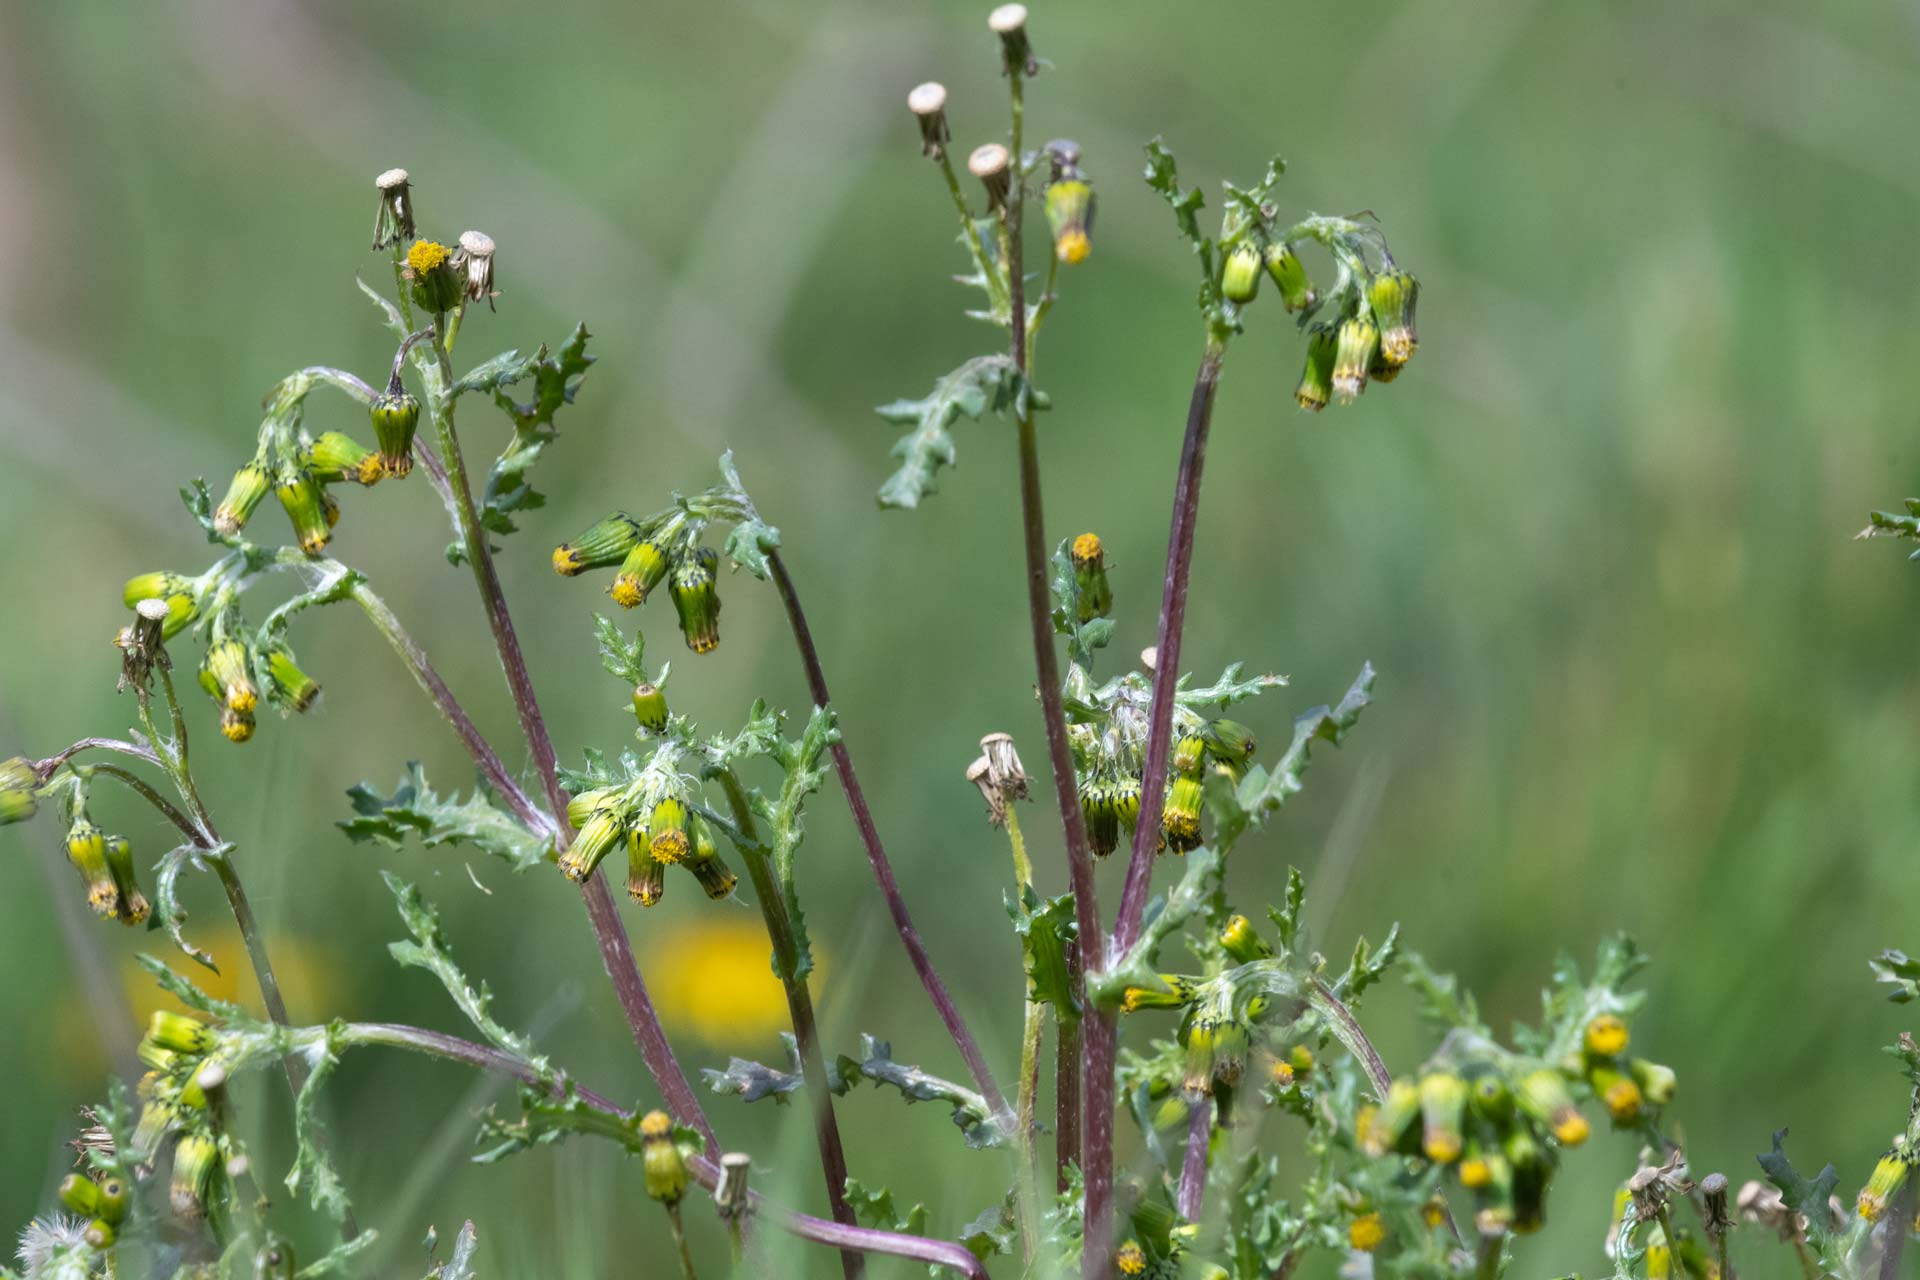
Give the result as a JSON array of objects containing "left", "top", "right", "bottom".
[
  {"left": 215, "top": 463, "right": 273, "bottom": 538},
  {"left": 83, "top": 1219, "right": 116, "bottom": 1250},
  {"left": 1368, "top": 269, "right": 1419, "bottom": 369},
  {"left": 1221, "top": 242, "right": 1262, "bottom": 305},
  {"left": 611, "top": 540, "right": 671, "bottom": 609},
  {"left": 123, "top": 573, "right": 200, "bottom": 640},
  {"left": 1045, "top": 177, "right": 1095, "bottom": 265},
  {"left": 1219, "top": 914, "right": 1272, "bottom": 964},
  {"left": 1120, "top": 975, "right": 1194, "bottom": 1013},
  {"left": 406, "top": 238, "right": 462, "bottom": 314},
  {"left": 648, "top": 795, "right": 690, "bottom": 864},
  {"left": 306, "top": 431, "right": 384, "bottom": 487},
  {"left": 1263, "top": 241, "right": 1317, "bottom": 313},
  {"left": 684, "top": 814, "right": 738, "bottom": 900},
  {"left": 1471, "top": 1154, "right": 1516, "bottom": 1236},
  {"left": 631, "top": 683, "right": 668, "bottom": 733},
  {"left": 132, "top": 1099, "right": 181, "bottom": 1161},
  {"left": 640, "top": 1111, "right": 688, "bottom": 1205},
  {"left": 170, "top": 1131, "right": 220, "bottom": 1219},
  {"left": 58, "top": 1173, "right": 102, "bottom": 1218},
  {"left": 275, "top": 466, "right": 331, "bottom": 556},
  {"left": 372, "top": 168, "right": 414, "bottom": 250},
  {"left": 1587, "top": 1063, "right": 1642, "bottom": 1123},
  {"left": 1112, "top": 776, "right": 1142, "bottom": 831},
  {"left": 1163, "top": 775, "right": 1204, "bottom": 854},
  {"left": 1518, "top": 1068, "right": 1587, "bottom": 1147},
  {"left": 1081, "top": 779, "right": 1119, "bottom": 857},
  {"left": 1171, "top": 733, "right": 1208, "bottom": 777},
  {"left": 1858, "top": 1149, "right": 1910, "bottom": 1222},
  {"left": 1419, "top": 1071, "right": 1468, "bottom": 1163},
  {"left": 1583, "top": 1013, "right": 1629, "bottom": 1058},
  {"left": 255, "top": 1239, "right": 296, "bottom": 1279},
  {"left": 202, "top": 639, "right": 258, "bottom": 715},
  {"left": 95, "top": 1176, "right": 129, "bottom": 1225},
  {"left": 668, "top": 547, "right": 722, "bottom": 654},
  {"left": 106, "top": 833, "right": 150, "bottom": 925},
  {"left": 552, "top": 514, "right": 642, "bottom": 577},
  {"left": 1629, "top": 1058, "right": 1677, "bottom": 1105},
  {"left": 1511, "top": 1155, "right": 1550, "bottom": 1235},
  {"left": 1363, "top": 1079, "right": 1421, "bottom": 1157},
  {"left": 1070, "top": 532, "right": 1112, "bottom": 622},
  {"left": 627, "top": 827, "right": 665, "bottom": 907},
  {"left": 565, "top": 787, "right": 616, "bottom": 831},
  {"left": 1199, "top": 719, "right": 1256, "bottom": 764},
  {"left": 1331, "top": 312, "right": 1380, "bottom": 404},
  {"left": 148, "top": 1010, "right": 215, "bottom": 1056},
  {"left": 1181, "top": 1014, "right": 1249, "bottom": 1095},
  {"left": 370, "top": 384, "right": 421, "bottom": 479},
  {"left": 266, "top": 648, "right": 321, "bottom": 713},
  {"left": 66, "top": 820, "right": 119, "bottom": 920},
  {"left": 0, "top": 756, "right": 36, "bottom": 826},
  {"left": 1469, "top": 1071, "right": 1513, "bottom": 1122},
  {"left": 1294, "top": 324, "right": 1337, "bottom": 413},
  {"left": 559, "top": 808, "right": 624, "bottom": 882}
]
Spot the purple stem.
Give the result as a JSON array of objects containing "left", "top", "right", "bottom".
[
  {"left": 765, "top": 549, "right": 1012, "bottom": 1127},
  {"left": 1110, "top": 349, "right": 1223, "bottom": 951},
  {"left": 1177, "top": 1096, "right": 1211, "bottom": 1223},
  {"left": 351, "top": 1023, "right": 985, "bottom": 1277},
  {"left": 423, "top": 365, "right": 719, "bottom": 1153}
]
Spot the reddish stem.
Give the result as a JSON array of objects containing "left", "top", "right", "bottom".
[{"left": 766, "top": 549, "right": 1012, "bottom": 1126}]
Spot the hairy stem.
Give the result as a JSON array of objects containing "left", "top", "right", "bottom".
[
  {"left": 341, "top": 1022, "right": 986, "bottom": 1277},
  {"left": 1002, "top": 806, "right": 1044, "bottom": 1265},
  {"left": 665, "top": 1205, "right": 700, "bottom": 1280},
  {"left": 1111, "top": 346, "right": 1224, "bottom": 952},
  {"left": 136, "top": 668, "right": 363, "bottom": 1242},
  {"left": 1054, "top": 990, "right": 1081, "bottom": 1195},
  {"left": 717, "top": 771, "right": 862, "bottom": 1278},
  {"left": 347, "top": 581, "right": 551, "bottom": 837},
  {"left": 765, "top": 549, "right": 1012, "bottom": 1126},
  {"left": 412, "top": 334, "right": 717, "bottom": 1152},
  {"left": 1178, "top": 1097, "right": 1211, "bottom": 1223}
]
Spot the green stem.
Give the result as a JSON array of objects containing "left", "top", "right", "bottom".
[
  {"left": 1003, "top": 806, "right": 1043, "bottom": 1265},
  {"left": 716, "top": 769, "right": 863, "bottom": 1280},
  {"left": 666, "top": 1204, "right": 700, "bottom": 1280},
  {"left": 135, "top": 663, "right": 363, "bottom": 1244}
]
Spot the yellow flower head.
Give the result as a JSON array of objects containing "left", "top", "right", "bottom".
[
  {"left": 1585, "top": 1013, "right": 1630, "bottom": 1057},
  {"left": 1071, "top": 532, "right": 1104, "bottom": 567},
  {"left": 1115, "top": 1241, "right": 1147, "bottom": 1275},
  {"left": 407, "top": 239, "right": 450, "bottom": 274},
  {"left": 639, "top": 1110, "right": 674, "bottom": 1141},
  {"left": 1349, "top": 1212, "right": 1386, "bottom": 1252},
  {"left": 1459, "top": 1156, "right": 1492, "bottom": 1188}
]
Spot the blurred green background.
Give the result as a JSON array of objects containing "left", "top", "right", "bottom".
[{"left": 4, "top": 0, "right": 1920, "bottom": 1273}]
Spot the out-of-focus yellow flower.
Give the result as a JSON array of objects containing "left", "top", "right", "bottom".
[
  {"left": 642, "top": 917, "right": 829, "bottom": 1044},
  {"left": 55, "top": 927, "right": 338, "bottom": 1075}
]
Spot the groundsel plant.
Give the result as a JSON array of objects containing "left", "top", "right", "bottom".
[{"left": 6, "top": 7, "right": 1920, "bottom": 1279}]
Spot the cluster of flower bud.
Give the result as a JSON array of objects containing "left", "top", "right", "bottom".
[
  {"left": 561, "top": 786, "right": 736, "bottom": 908},
  {"left": 117, "top": 585, "right": 322, "bottom": 745},
  {"left": 1352, "top": 1014, "right": 1675, "bottom": 1243},
  {"left": 131, "top": 1010, "right": 236, "bottom": 1222},
  {"left": 1080, "top": 716, "right": 1255, "bottom": 859},
  {"left": 63, "top": 815, "right": 149, "bottom": 927},
  {"left": 553, "top": 516, "right": 723, "bottom": 654},
  {"left": 1291, "top": 267, "right": 1420, "bottom": 412},
  {"left": 373, "top": 168, "right": 497, "bottom": 316},
  {"left": 55, "top": 1169, "right": 129, "bottom": 1251}
]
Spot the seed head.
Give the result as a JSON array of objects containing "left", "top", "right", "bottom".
[{"left": 907, "top": 82, "right": 950, "bottom": 159}]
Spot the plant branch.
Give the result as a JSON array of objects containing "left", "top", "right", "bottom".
[
  {"left": 764, "top": 548, "right": 1012, "bottom": 1127},
  {"left": 341, "top": 1022, "right": 987, "bottom": 1277},
  {"left": 717, "top": 769, "right": 863, "bottom": 1279},
  {"left": 346, "top": 581, "right": 552, "bottom": 838},
  {"left": 1111, "top": 346, "right": 1225, "bottom": 952},
  {"left": 86, "top": 763, "right": 201, "bottom": 846},
  {"left": 32, "top": 736, "right": 161, "bottom": 779},
  {"left": 410, "top": 328, "right": 718, "bottom": 1153}
]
